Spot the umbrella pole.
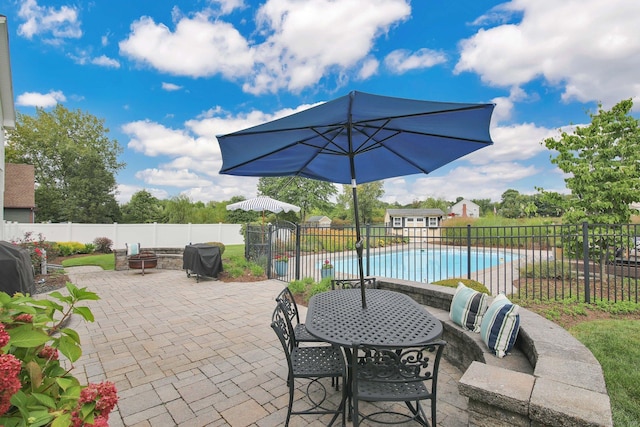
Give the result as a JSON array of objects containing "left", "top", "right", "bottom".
[{"left": 351, "top": 179, "right": 367, "bottom": 309}]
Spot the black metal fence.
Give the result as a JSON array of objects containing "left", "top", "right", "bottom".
[{"left": 245, "top": 222, "right": 640, "bottom": 303}]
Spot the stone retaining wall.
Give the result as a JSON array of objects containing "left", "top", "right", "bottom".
[
  {"left": 376, "top": 278, "right": 613, "bottom": 427},
  {"left": 113, "top": 247, "right": 184, "bottom": 272}
]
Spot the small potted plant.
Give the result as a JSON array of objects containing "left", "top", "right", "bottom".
[
  {"left": 274, "top": 254, "right": 289, "bottom": 276},
  {"left": 321, "top": 259, "right": 334, "bottom": 279}
]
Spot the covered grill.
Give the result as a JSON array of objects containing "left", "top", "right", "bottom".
[
  {"left": 0, "top": 241, "right": 35, "bottom": 295},
  {"left": 183, "top": 243, "right": 223, "bottom": 282}
]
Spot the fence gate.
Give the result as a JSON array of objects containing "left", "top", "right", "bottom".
[{"left": 245, "top": 221, "right": 296, "bottom": 281}]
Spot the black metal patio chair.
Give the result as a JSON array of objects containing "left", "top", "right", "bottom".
[
  {"left": 271, "top": 302, "right": 347, "bottom": 426},
  {"left": 350, "top": 340, "right": 447, "bottom": 427},
  {"left": 331, "top": 277, "right": 377, "bottom": 290},
  {"left": 276, "top": 287, "right": 323, "bottom": 344}
]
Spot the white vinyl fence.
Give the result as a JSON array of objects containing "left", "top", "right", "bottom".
[{"left": 3, "top": 221, "right": 244, "bottom": 249}]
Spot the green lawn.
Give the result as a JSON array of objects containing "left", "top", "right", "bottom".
[
  {"left": 61, "top": 253, "right": 114, "bottom": 270},
  {"left": 570, "top": 320, "right": 640, "bottom": 426}
]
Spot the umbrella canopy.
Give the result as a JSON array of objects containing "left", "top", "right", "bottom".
[
  {"left": 218, "top": 90, "right": 495, "bottom": 307},
  {"left": 226, "top": 196, "right": 301, "bottom": 214}
]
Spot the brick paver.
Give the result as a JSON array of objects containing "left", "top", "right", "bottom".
[{"left": 63, "top": 267, "right": 468, "bottom": 426}]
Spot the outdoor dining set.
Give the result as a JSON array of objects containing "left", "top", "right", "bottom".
[{"left": 271, "top": 278, "right": 447, "bottom": 426}]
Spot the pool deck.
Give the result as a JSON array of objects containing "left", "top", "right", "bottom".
[{"left": 61, "top": 267, "right": 469, "bottom": 426}]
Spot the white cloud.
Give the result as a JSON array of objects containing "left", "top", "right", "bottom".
[
  {"left": 455, "top": 0, "right": 640, "bottom": 108},
  {"left": 467, "top": 122, "right": 556, "bottom": 165},
  {"left": 92, "top": 55, "right": 120, "bottom": 68},
  {"left": 118, "top": 0, "right": 411, "bottom": 94},
  {"left": 15, "top": 90, "right": 66, "bottom": 107},
  {"left": 116, "top": 184, "right": 169, "bottom": 205},
  {"left": 245, "top": 0, "right": 411, "bottom": 93},
  {"left": 209, "top": 0, "right": 246, "bottom": 15},
  {"left": 384, "top": 48, "right": 446, "bottom": 74},
  {"left": 17, "top": 0, "right": 82, "bottom": 42},
  {"left": 161, "top": 82, "right": 183, "bottom": 91},
  {"left": 135, "top": 168, "right": 213, "bottom": 188},
  {"left": 121, "top": 120, "right": 217, "bottom": 158},
  {"left": 358, "top": 57, "right": 379, "bottom": 80},
  {"left": 119, "top": 14, "right": 255, "bottom": 79}
]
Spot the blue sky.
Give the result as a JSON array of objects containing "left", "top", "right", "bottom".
[{"left": 2, "top": 0, "right": 639, "bottom": 205}]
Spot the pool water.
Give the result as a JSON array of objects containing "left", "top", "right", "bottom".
[{"left": 331, "top": 248, "right": 517, "bottom": 283}]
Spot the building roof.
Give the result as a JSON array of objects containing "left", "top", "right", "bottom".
[
  {"left": 4, "top": 163, "right": 35, "bottom": 208},
  {"left": 451, "top": 198, "right": 479, "bottom": 208},
  {"left": 306, "top": 215, "right": 330, "bottom": 222},
  {"left": 386, "top": 208, "right": 445, "bottom": 216}
]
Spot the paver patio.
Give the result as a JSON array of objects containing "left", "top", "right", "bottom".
[{"left": 61, "top": 267, "right": 468, "bottom": 426}]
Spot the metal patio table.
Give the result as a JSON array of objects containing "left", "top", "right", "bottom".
[
  {"left": 305, "top": 288, "right": 443, "bottom": 348},
  {"left": 305, "top": 288, "right": 444, "bottom": 423}
]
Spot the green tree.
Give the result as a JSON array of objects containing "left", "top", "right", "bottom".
[
  {"left": 6, "top": 105, "right": 124, "bottom": 223},
  {"left": 543, "top": 99, "right": 640, "bottom": 224},
  {"left": 339, "top": 181, "right": 384, "bottom": 225},
  {"left": 257, "top": 177, "right": 337, "bottom": 221},
  {"left": 121, "top": 190, "right": 163, "bottom": 223},
  {"left": 499, "top": 189, "right": 525, "bottom": 218},
  {"left": 162, "top": 195, "right": 195, "bottom": 223}
]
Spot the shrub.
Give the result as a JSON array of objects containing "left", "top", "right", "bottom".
[
  {"left": 93, "top": 237, "right": 113, "bottom": 253},
  {"left": 56, "top": 241, "right": 87, "bottom": 257},
  {"left": 0, "top": 283, "right": 118, "bottom": 425},
  {"left": 80, "top": 243, "right": 96, "bottom": 254},
  {"left": 431, "top": 278, "right": 491, "bottom": 294},
  {"left": 206, "top": 242, "right": 226, "bottom": 255}
]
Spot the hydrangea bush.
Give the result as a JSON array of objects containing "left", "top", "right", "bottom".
[{"left": 0, "top": 283, "right": 118, "bottom": 426}]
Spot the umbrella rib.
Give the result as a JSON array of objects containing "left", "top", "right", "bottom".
[{"left": 351, "top": 103, "right": 491, "bottom": 125}]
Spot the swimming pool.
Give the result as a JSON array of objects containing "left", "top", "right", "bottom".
[{"left": 329, "top": 248, "right": 518, "bottom": 283}]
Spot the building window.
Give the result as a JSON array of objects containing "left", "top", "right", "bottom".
[
  {"left": 428, "top": 217, "right": 439, "bottom": 228},
  {"left": 393, "top": 217, "right": 402, "bottom": 228}
]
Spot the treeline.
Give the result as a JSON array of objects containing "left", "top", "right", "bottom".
[{"left": 114, "top": 187, "right": 568, "bottom": 225}]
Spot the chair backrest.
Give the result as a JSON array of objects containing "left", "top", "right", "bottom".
[
  {"left": 275, "top": 287, "right": 300, "bottom": 325},
  {"left": 126, "top": 243, "right": 140, "bottom": 256},
  {"left": 352, "top": 340, "right": 446, "bottom": 392},
  {"left": 331, "top": 277, "right": 377, "bottom": 290},
  {"left": 271, "top": 302, "right": 296, "bottom": 363}
]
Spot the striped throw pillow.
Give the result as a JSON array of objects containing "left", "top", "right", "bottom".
[
  {"left": 480, "top": 294, "right": 521, "bottom": 358},
  {"left": 449, "top": 283, "right": 488, "bottom": 332}
]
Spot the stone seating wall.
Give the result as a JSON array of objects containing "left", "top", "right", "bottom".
[{"left": 377, "top": 277, "right": 613, "bottom": 427}]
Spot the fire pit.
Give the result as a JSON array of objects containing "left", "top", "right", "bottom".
[{"left": 128, "top": 251, "right": 158, "bottom": 275}]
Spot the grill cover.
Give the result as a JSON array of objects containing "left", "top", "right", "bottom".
[
  {"left": 0, "top": 241, "right": 36, "bottom": 295},
  {"left": 182, "top": 244, "right": 223, "bottom": 278}
]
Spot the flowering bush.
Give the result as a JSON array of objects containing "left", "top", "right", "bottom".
[
  {"left": 322, "top": 259, "right": 333, "bottom": 269},
  {"left": 274, "top": 254, "right": 289, "bottom": 262},
  {"left": 11, "top": 232, "right": 57, "bottom": 275},
  {"left": 0, "top": 283, "right": 118, "bottom": 426}
]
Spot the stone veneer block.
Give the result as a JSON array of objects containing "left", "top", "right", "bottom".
[
  {"left": 458, "top": 361, "right": 534, "bottom": 416},
  {"left": 467, "top": 399, "right": 531, "bottom": 427},
  {"left": 530, "top": 377, "right": 613, "bottom": 427},
  {"left": 534, "top": 356, "right": 608, "bottom": 394}
]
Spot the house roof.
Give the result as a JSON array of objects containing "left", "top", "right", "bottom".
[
  {"left": 4, "top": 163, "right": 35, "bottom": 208},
  {"left": 386, "top": 208, "right": 445, "bottom": 216},
  {"left": 451, "top": 198, "right": 479, "bottom": 208},
  {"left": 306, "top": 215, "right": 330, "bottom": 222}
]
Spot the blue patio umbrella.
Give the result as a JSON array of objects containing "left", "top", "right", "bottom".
[{"left": 218, "top": 91, "right": 495, "bottom": 308}]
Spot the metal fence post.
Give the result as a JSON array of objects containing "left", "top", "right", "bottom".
[
  {"left": 582, "top": 221, "right": 591, "bottom": 304},
  {"left": 467, "top": 224, "right": 472, "bottom": 279},
  {"left": 365, "top": 223, "right": 371, "bottom": 276},
  {"left": 267, "top": 224, "right": 273, "bottom": 279},
  {"left": 295, "top": 224, "right": 301, "bottom": 280}
]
